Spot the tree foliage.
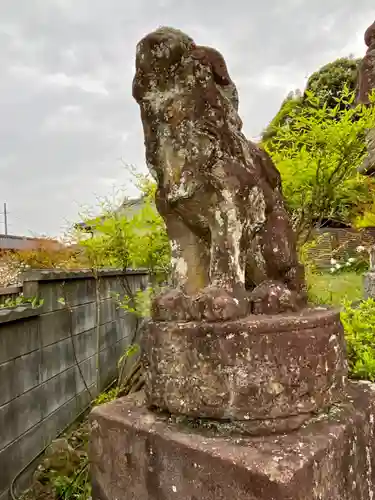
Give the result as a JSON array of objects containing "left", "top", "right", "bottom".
[
  {"left": 262, "top": 57, "right": 361, "bottom": 145},
  {"left": 10, "top": 239, "right": 82, "bottom": 269},
  {"left": 264, "top": 87, "right": 375, "bottom": 241},
  {"left": 76, "top": 177, "right": 170, "bottom": 282},
  {"left": 305, "top": 56, "right": 360, "bottom": 110}
]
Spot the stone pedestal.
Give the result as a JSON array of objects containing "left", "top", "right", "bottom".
[
  {"left": 89, "top": 383, "right": 375, "bottom": 500},
  {"left": 364, "top": 271, "right": 375, "bottom": 299},
  {"left": 143, "top": 308, "right": 347, "bottom": 435}
]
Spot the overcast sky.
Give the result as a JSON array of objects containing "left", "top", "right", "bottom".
[{"left": 0, "top": 1, "right": 374, "bottom": 237}]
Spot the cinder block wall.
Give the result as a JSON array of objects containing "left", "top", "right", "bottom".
[
  {"left": 0, "top": 269, "right": 148, "bottom": 500},
  {"left": 307, "top": 228, "right": 374, "bottom": 268}
]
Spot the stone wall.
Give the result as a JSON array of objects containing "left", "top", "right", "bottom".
[
  {"left": 307, "top": 227, "right": 374, "bottom": 268},
  {"left": 0, "top": 269, "right": 148, "bottom": 500}
]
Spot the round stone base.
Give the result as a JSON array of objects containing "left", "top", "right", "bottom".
[{"left": 142, "top": 307, "right": 348, "bottom": 435}]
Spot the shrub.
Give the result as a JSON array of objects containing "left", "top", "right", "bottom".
[
  {"left": 76, "top": 182, "right": 170, "bottom": 283},
  {"left": 263, "top": 87, "right": 375, "bottom": 242},
  {"left": 6, "top": 239, "right": 84, "bottom": 274},
  {"left": 341, "top": 298, "right": 375, "bottom": 381},
  {"left": 328, "top": 253, "right": 369, "bottom": 275}
]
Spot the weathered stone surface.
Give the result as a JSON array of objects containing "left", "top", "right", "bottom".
[
  {"left": 89, "top": 383, "right": 375, "bottom": 500},
  {"left": 249, "top": 280, "right": 302, "bottom": 315},
  {"left": 133, "top": 26, "right": 306, "bottom": 320},
  {"left": 142, "top": 308, "right": 347, "bottom": 434},
  {"left": 364, "top": 271, "right": 375, "bottom": 299},
  {"left": 357, "top": 21, "right": 375, "bottom": 106},
  {"left": 358, "top": 128, "right": 375, "bottom": 177}
]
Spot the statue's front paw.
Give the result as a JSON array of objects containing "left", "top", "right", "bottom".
[
  {"left": 193, "top": 287, "right": 250, "bottom": 322},
  {"left": 152, "top": 289, "right": 196, "bottom": 322},
  {"left": 249, "top": 280, "right": 301, "bottom": 315}
]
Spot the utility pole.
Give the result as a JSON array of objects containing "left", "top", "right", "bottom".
[{"left": 3, "top": 203, "right": 8, "bottom": 235}]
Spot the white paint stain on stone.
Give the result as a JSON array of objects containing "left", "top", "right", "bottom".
[
  {"left": 175, "top": 254, "right": 188, "bottom": 282},
  {"left": 143, "top": 85, "right": 183, "bottom": 114},
  {"left": 221, "top": 189, "right": 245, "bottom": 282},
  {"left": 267, "top": 381, "right": 284, "bottom": 395},
  {"left": 215, "top": 210, "right": 224, "bottom": 230},
  {"left": 247, "top": 186, "right": 266, "bottom": 232},
  {"left": 170, "top": 239, "right": 188, "bottom": 281}
]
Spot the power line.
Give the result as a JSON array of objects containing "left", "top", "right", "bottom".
[
  {"left": 0, "top": 203, "right": 9, "bottom": 234},
  {"left": 3, "top": 203, "right": 8, "bottom": 235}
]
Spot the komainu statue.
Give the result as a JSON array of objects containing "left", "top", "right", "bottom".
[{"left": 133, "top": 27, "right": 306, "bottom": 321}]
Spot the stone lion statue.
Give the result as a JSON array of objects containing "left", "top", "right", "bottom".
[{"left": 132, "top": 27, "right": 306, "bottom": 321}]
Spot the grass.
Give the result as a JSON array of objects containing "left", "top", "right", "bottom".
[{"left": 307, "top": 271, "right": 363, "bottom": 306}]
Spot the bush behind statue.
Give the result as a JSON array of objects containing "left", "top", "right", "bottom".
[{"left": 341, "top": 298, "right": 375, "bottom": 381}]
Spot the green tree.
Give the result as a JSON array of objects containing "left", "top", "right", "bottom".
[
  {"left": 76, "top": 178, "right": 170, "bottom": 282},
  {"left": 262, "top": 90, "right": 303, "bottom": 143},
  {"left": 262, "top": 57, "right": 361, "bottom": 147},
  {"left": 264, "top": 87, "right": 375, "bottom": 242},
  {"left": 305, "top": 57, "right": 360, "bottom": 111}
]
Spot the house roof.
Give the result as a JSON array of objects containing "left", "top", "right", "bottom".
[
  {"left": 75, "top": 196, "right": 148, "bottom": 232},
  {"left": 0, "top": 234, "right": 63, "bottom": 251}
]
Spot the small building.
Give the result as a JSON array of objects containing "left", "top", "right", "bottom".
[
  {"left": 74, "top": 197, "right": 149, "bottom": 236},
  {"left": 0, "top": 234, "right": 63, "bottom": 253}
]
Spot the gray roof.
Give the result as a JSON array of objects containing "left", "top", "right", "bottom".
[
  {"left": 0, "top": 234, "right": 62, "bottom": 251},
  {"left": 75, "top": 196, "right": 149, "bottom": 232}
]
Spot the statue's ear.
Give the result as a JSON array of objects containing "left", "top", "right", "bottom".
[
  {"left": 192, "top": 46, "right": 232, "bottom": 87},
  {"left": 191, "top": 46, "right": 239, "bottom": 111},
  {"left": 209, "top": 53, "right": 232, "bottom": 87}
]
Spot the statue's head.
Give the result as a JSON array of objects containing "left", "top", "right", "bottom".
[{"left": 132, "top": 26, "right": 239, "bottom": 111}]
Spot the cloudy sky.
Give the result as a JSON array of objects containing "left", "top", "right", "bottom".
[{"left": 0, "top": 1, "right": 374, "bottom": 237}]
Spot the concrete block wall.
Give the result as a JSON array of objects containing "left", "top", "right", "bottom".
[{"left": 0, "top": 269, "right": 148, "bottom": 500}]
